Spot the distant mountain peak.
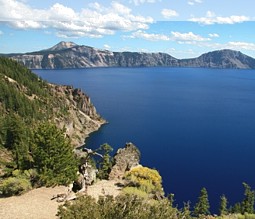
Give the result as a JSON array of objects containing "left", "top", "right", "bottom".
[{"left": 47, "top": 41, "right": 77, "bottom": 51}]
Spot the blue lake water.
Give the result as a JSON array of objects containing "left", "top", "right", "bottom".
[{"left": 35, "top": 67, "right": 255, "bottom": 213}]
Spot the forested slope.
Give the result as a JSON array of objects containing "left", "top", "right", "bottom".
[{"left": 0, "top": 57, "right": 105, "bottom": 193}]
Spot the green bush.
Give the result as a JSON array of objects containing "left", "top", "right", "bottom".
[
  {"left": 122, "top": 186, "right": 149, "bottom": 199},
  {"left": 0, "top": 176, "right": 32, "bottom": 196},
  {"left": 57, "top": 194, "right": 178, "bottom": 219},
  {"left": 58, "top": 195, "right": 101, "bottom": 219},
  {"left": 243, "top": 213, "right": 255, "bottom": 219}
]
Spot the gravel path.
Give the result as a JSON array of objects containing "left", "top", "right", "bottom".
[
  {"left": 87, "top": 180, "right": 123, "bottom": 199},
  {"left": 0, "top": 186, "right": 67, "bottom": 219},
  {"left": 0, "top": 180, "right": 123, "bottom": 219}
]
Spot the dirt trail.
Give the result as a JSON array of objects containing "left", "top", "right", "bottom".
[
  {"left": 87, "top": 179, "right": 123, "bottom": 199},
  {"left": 0, "top": 186, "right": 67, "bottom": 219},
  {"left": 0, "top": 180, "right": 123, "bottom": 219}
]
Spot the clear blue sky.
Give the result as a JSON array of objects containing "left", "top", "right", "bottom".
[{"left": 0, "top": 0, "right": 255, "bottom": 58}]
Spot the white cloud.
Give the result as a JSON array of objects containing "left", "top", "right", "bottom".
[
  {"left": 189, "top": 11, "right": 250, "bottom": 24},
  {"left": 226, "top": 41, "right": 255, "bottom": 51},
  {"left": 161, "top": 9, "right": 179, "bottom": 19},
  {"left": 104, "top": 44, "right": 111, "bottom": 50},
  {"left": 130, "top": 0, "right": 160, "bottom": 6},
  {"left": 188, "top": 0, "right": 203, "bottom": 5},
  {"left": 0, "top": 30, "right": 3, "bottom": 35},
  {"left": 185, "top": 41, "right": 255, "bottom": 53},
  {"left": 208, "top": 33, "right": 219, "bottom": 38},
  {"left": 168, "top": 48, "right": 196, "bottom": 58},
  {"left": 206, "top": 11, "right": 215, "bottom": 18},
  {"left": 127, "top": 30, "right": 170, "bottom": 41},
  {"left": 125, "top": 30, "right": 213, "bottom": 45},
  {"left": 0, "top": 0, "right": 153, "bottom": 38},
  {"left": 49, "top": 3, "right": 77, "bottom": 21},
  {"left": 171, "top": 31, "right": 211, "bottom": 43}
]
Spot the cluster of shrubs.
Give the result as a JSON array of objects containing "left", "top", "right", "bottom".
[
  {"left": 57, "top": 165, "right": 182, "bottom": 219},
  {"left": 0, "top": 169, "right": 38, "bottom": 196},
  {"left": 123, "top": 166, "right": 164, "bottom": 199},
  {"left": 57, "top": 194, "right": 178, "bottom": 219},
  {"left": 0, "top": 122, "right": 78, "bottom": 196}
]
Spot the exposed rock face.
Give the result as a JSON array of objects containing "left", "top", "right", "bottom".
[
  {"left": 4, "top": 41, "right": 177, "bottom": 68},
  {"left": 109, "top": 142, "right": 140, "bottom": 180},
  {"left": 52, "top": 84, "right": 106, "bottom": 146},
  {"left": 4, "top": 42, "right": 255, "bottom": 69},
  {"left": 179, "top": 49, "right": 255, "bottom": 69},
  {"left": 47, "top": 41, "right": 78, "bottom": 51}
]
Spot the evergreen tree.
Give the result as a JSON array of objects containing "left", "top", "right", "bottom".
[
  {"left": 0, "top": 116, "right": 6, "bottom": 147},
  {"left": 193, "top": 187, "right": 210, "bottom": 216},
  {"left": 231, "top": 202, "right": 242, "bottom": 214},
  {"left": 33, "top": 122, "right": 78, "bottom": 186},
  {"left": 241, "top": 182, "right": 255, "bottom": 214},
  {"left": 97, "top": 143, "right": 113, "bottom": 180},
  {"left": 219, "top": 194, "right": 228, "bottom": 216},
  {"left": 179, "top": 202, "right": 192, "bottom": 219},
  {"left": 4, "top": 114, "right": 32, "bottom": 170}
]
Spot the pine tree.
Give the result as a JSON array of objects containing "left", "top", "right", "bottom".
[
  {"left": 219, "top": 194, "right": 228, "bottom": 216},
  {"left": 97, "top": 143, "right": 113, "bottom": 180},
  {"left": 193, "top": 187, "right": 210, "bottom": 216},
  {"left": 241, "top": 182, "right": 255, "bottom": 214},
  {"left": 33, "top": 122, "right": 78, "bottom": 186},
  {"left": 4, "top": 114, "right": 31, "bottom": 170},
  {"left": 231, "top": 202, "right": 242, "bottom": 214}
]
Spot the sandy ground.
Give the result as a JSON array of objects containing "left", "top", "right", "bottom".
[
  {"left": 87, "top": 179, "right": 123, "bottom": 200},
  {"left": 0, "top": 180, "right": 122, "bottom": 219},
  {"left": 0, "top": 186, "right": 67, "bottom": 219}
]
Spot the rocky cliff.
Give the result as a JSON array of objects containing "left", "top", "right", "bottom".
[
  {"left": 179, "top": 49, "right": 255, "bottom": 69},
  {"left": 4, "top": 41, "right": 255, "bottom": 69},
  {"left": 0, "top": 57, "right": 105, "bottom": 147},
  {"left": 7, "top": 42, "right": 178, "bottom": 69},
  {"left": 51, "top": 84, "right": 106, "bottom": 146},
  {"left": 109, "top": 142, "right": 140, "bottom": 180}
]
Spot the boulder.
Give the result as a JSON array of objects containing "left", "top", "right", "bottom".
[{"left": 109, "top": 142, "right": 140, "bottom": 180}]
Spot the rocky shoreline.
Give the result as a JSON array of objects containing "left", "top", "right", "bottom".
[{"left": 51, "top": 84, "right": 107, "bottom": 146}]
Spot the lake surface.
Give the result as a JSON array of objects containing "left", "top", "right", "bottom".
[{"left": 35, "top": 67, "right": 255, "bottom": 213}]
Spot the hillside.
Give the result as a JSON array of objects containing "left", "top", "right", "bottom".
[
  {"left": 4, "top": 41, "right": 255, "bottom": 69},
  {"left": 0, "top": 57, "right": 105, "bottom": 178},
  {"left": 0, "top": 57, "right": 105, "bottom": 146}
]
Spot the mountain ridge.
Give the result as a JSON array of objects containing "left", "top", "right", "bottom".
[{"left": 3, "top": 42, "right": 255, "bottom": 69}]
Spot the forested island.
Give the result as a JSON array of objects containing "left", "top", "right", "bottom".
[{"left": 0, "top": 57, "right": 255, "bottom": 218}]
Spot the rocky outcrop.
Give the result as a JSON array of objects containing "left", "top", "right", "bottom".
[
  {"left": 109, "top": 142, "right": 140, "bottom": 180},
  {"left": 4, "top": 41, "right": 255, "bottom": 69},
  {"left": 52, "top": 84, "right": 106, "bottom": 146}
]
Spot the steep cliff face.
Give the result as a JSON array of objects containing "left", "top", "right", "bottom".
[
  {"left": 113, "top": 52, "right": 178, "bottom": 67},
  {"left": 7, "top": 42, "right": 178, "bottom": 69},
  {"left": 52, "top": 85, "right": 106, "bottom": 146},
  {"left": 4, "top": 42, "right": 255, "bottom": 69},
  {"left": 179, "top": 49, "right": 255, "bottom": 69}
]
